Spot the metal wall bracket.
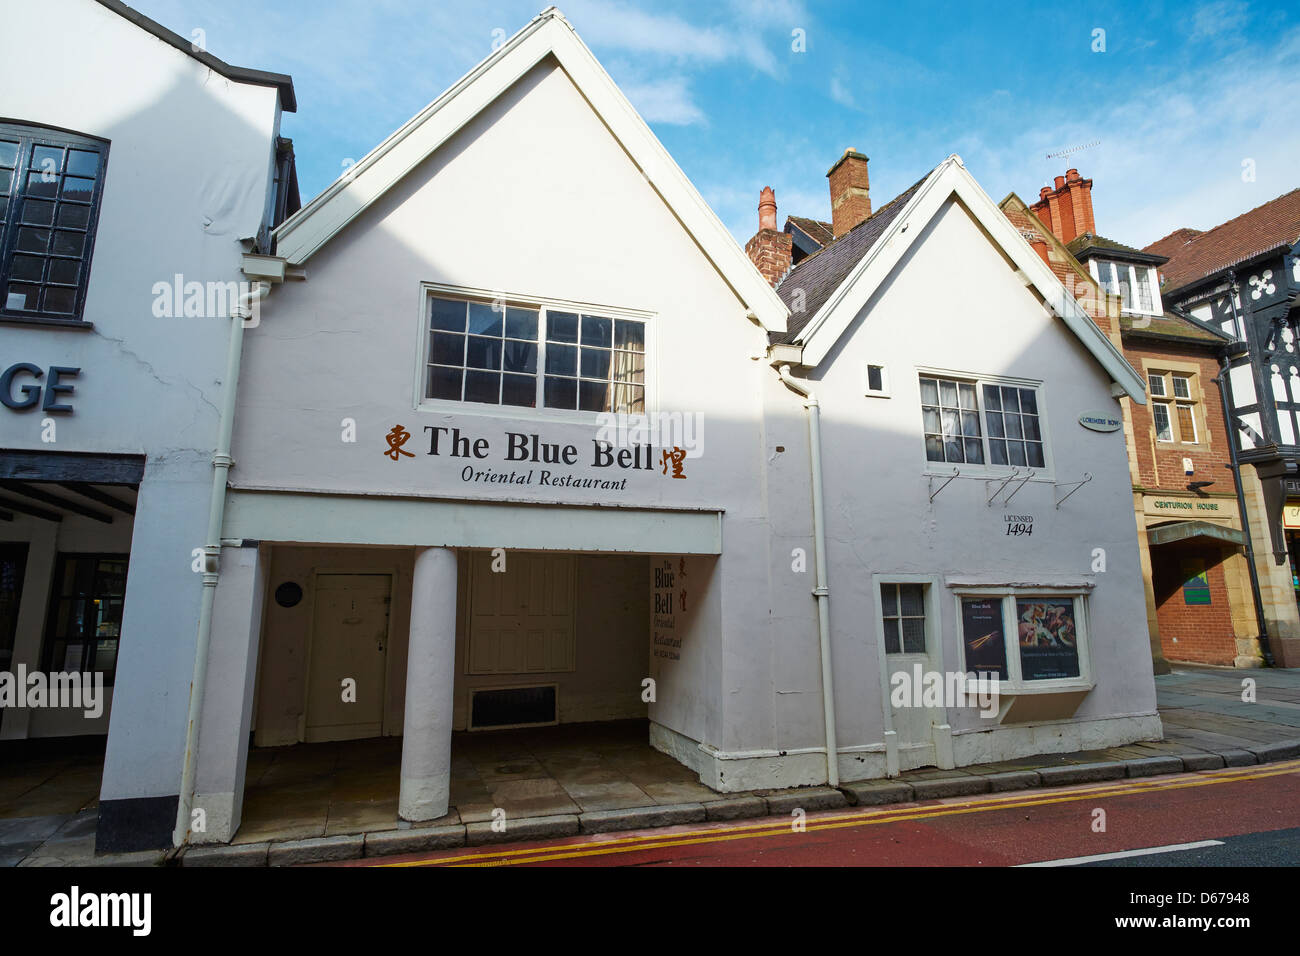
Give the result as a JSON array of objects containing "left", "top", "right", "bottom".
[
  {"left": 929, "top": 468, "right": 960, "bottom": 502},
  {"left": 1004, "top": 469, "right": 1033, "bottom": 505},
  {"left": 986, "top": 468, "right": 1021, "bottom": 505},
  {"left": 1054, "top": 472, "right": 1092, "bottom": 509}
]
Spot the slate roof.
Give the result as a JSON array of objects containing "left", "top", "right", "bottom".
[
  {"left": 773, "top": 171, "right": 932, "bottom": 344},
  {"left": 1066, "top": 232, "right": 1166, "bottom": 265},
  {"left": 1142, "top": 188, "right": 1300, "bottom": 294},
  {"left": 785, "top": 216, "right": 834, "bottom": 247},
  {"left": 1119, "top": 310, "right": 1229, "bottom": 346}
]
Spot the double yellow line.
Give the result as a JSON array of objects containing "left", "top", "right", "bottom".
[{"left": 378, "top": 758, "right": 1300, "bottom": 867}]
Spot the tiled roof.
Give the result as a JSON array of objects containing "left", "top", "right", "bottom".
[
  {"left": 1142, "top": 188, "right": 1300, "bottom": 294},
  {"left": 1066, "top": 233, "right": 1166, "bottom": 264},
  {"left": 1144, "top": 227, "right": 1202, "bottom": 262},
  {"left": 786, "top": 216, "right": 833, "bottom": 247},
  {"left": 774, "top": 171, "right": 932, "bottom": 344},
  {"left": 1119, "top": 310, "right": 1228, "bottom": 345}
]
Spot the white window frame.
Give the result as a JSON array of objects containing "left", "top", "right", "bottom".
[
  {"left": 1148, "top": 373, "right": 1166, "bottom": 397},
  {"left": 1090, "top": 260, "right": 1161, "bottom": 317},
  {"left": 1148, "top": 369, "right": 1202, "bottom": 445},
  {"left": 879, "top": 580, "right": 929, "bottom": 655},
  {"left": 1152, "top": 401, "right": 1174, "bottom": 442},
  {"left": 917, "top": 367, "right": 1054, "bottom": 479},
  {"left": 1175, "top": 401, "right": 1199, "bottom": 444},
  {"left": 952, "top": 587, "right": 1093, "bottom": 695},
  {"left": 414, "top": 282, "right": 657, "bottom": 423}
]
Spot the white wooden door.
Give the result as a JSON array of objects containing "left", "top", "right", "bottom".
[
  {"left": 305, "top": 573, "right": 391, "bottom": 742},
  {"left": 881, "top": 582, "right": 942, "bottom": 770},
  {"left": 468, "top": 553, "right": 574, "bottom": 674}
]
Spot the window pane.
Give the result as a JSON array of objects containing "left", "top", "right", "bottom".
[
  {"left": 504, "top": 307, "right": 538, "bottom": 340},
  {"left": 41, "top": 286, "right": 76, "bottom": 314},
  {"left": 960, "top": 411, "right": 980, "bottom": 436},
  {"left": 988, "top": 438, "right": 1008, "bottom": 465},
  {"left": 502, "top": 340, "right": 537, "bottom": 374},
  {"left": 430, "top": 297, "right": 465, "bottom": 331},
  {"left": 982, "top": 384, "right": 1001, "bottom": 411},
  {"left": 544, "top": 375, "right": 577, "bottom": 409},
  {"left": 1026, "top": 442, "right": 1045, "bottom": 468},
  {"left": 48, "top": 258, "right": 79, "bottom": 285},
  {"left": 867, "top": 365, "right": 884, "bottom": 392},
  {"left": 468, "top": 302, "right": 502, "bottom": 336},
  {"left": 614, "top": 319, "right": 644, "bottom": 352},
  {"left": 501, "top": 373, "right": 536, "bottom": 408},
  {"left": 10, "top": 255, "right": 44, "bottom": 281},
  {"left": 925, "top": 436, "right": 944, "bottom": 462},
  {"left": 1007, "top": 441, "right": 1026, "bottom": 466},
  {"left": 1172, "top": 376, "right": 1190, "bottom": 398},
  {"left": 56, "top": 203, "right": 89, "bottom": 229},
  {"left": 16, "top": 226, "right": 49, "bottom": 252},
  {"left": 25, "top": 170, "right": 57, "bottom": 200},
  {"left": 1148, "top": 373, "right": 1165, "bottom": 396},
  {"left": 0, "top": 168, "right": 12, "bottom": 194},
  {"left": 20, "top": 199, "right": 54, "bottom": 225},
  {"left": 1000, "top": 387, "right": 1020, "bottom": 413},
  {"left": 986, "top": 412, "right": 1005, "bottom": 439},
  {"left": 548, "top": 311, "right": 579, "bottom": 343},
  {"left": 429, "top": 332, "right": 464, "bottom": 365},
  {"left": 31, "top": 145, "right": 62, "bottom": 172},
  {"left": 578, "top": 380, "right": 608, "bottom": 412},
  {"left": 51, "top": 230, "right": 83, "bottom": 257},
  {"left": 464, "top": 370, "right": 500, "bottom": 404},
  {"left": 60, "top": 176, "right": 94, "bottom": 202},
  {"left": 939, "top": 380, "right": 958, "bottom": 407},
  {"left": 613, "top": 384, "right": 644, "bottom": 413},
  {"left": 1004, "top": 414, "right": 1023, "bottom": 440},
  {"left": 879, "top": 583, "right": 897, "bottom": 616},
  {"left": 65, "top": 149, "right": 99, "bottom": 178},
  {"left": 919, "top": 378, "right": 938, "bottom": 405},
  {"left": 922, "top": 406, "right": 940, "bottom": 433},
  {"left": 964, "top": 438, "right": 984, "bottom": 463},
  {"left": 958, "top": 383, "right": 977, "bottom": 409},
  {"left": 1018, "top": 389, "right": 1037, "bottom": 415},
  {"left": 427, "top": 365, "right": 462, "bottom": 400},
  {"left": 899, "top": 584, "right": 924, "bottom": 616},
  {"left": 5, "top": 283, "right": 38, "bottom": 310},
  {"left": 882, "top": 619, "right": 901, "bottom": 655},
  {"left": 545, "top": 343, "right": 577, "bottom": 376},
  {"left": 1136, "top": 270, "right": 1153, "bottom": 311},
  {"left": 1016, "top": 599, "right": 1080, "bottom": 680},
  {"left": 580, "top": 347, "right": 611, "bottom": 379},
  {"left": 465, "top": 335, "right": 501, "bottom": 370},
  {"left": 0, "top": 140, "right": 18, "bottom": 166},
  {"left": 581, "top": 314, "right": 612, "bottom": 347},
  {"left": 1023, "top": 415, "right": 1041, "bottom": 441},
  {"left": 1153, "top": 403, "right": 1172, "bottom": 441},
  {"left": 944, "top": 437, "right": 964, "bottom": 463},
  {"left": 611, "top": 350, "right": 643, "bottom": 384},
  {"left": 901, "top": 618, "right": 926, "bottom": 654}
]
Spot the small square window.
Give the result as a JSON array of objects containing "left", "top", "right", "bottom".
[
  {"left": 1153, "top": 403, "right": 1173, "bottom": 442},
  {"left": 1148, "top": 373, "right": 1166, "bottom": 397},
  {"left": 1172, "top": 375, "right": 1191, "bottom": 399},
  {"left": 865, "top": 364, "right": 888, "bottom": 396},
  {"left": 880, "top": 582, "right": 926, "bottom": 655}
]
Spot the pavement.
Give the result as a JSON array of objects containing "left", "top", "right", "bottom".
[{"left": 2, "top": 662, "right": 1298, "bottom": 866}]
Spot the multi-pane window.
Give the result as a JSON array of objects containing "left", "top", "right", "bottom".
[
  {"left": 1149, "top": 371, "right": 1199, "bottom": 444},
  {"left": 920, "top": 377, "right": 983, "bottom": 465},
  {"left": 425, "top": 295, "right": 646, "bottom": 413},
  {"left": 959, "top": 592, "right": 1087, "bottom": 686},
  {"left": 920, "top": 375, "right": 1046, "bottom": 469},
  {"left": 880, "top": 583, "right": 926, "bottom": 654},
  {"left": 1095, "top": 259, "right": 1158, "bottom": 315},
  {"left": 42, "top": 554, "right": 128, "bottom": 684},
  {"left": 983, "top": 384, "right": 1044, "bottom": 467},
  {"left": 0, "top": 123, "right": 108, "bottom": 322}
]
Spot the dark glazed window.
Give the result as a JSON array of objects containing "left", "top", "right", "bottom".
[{"left": 0, "top": 122, "right": 109, "bottom": 324}]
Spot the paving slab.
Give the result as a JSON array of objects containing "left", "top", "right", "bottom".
[
  {"left": 703, "top": 796, "right": 767, "bottom": 821},
  {"left": 764, "top": 787, "right": 849, "bottom": 814},
  {"left": 839, "top": 781, "right": 915, "bottom": 806},
  {"left": 907, "top": 772, "right": 991, "bottom": 800},
  {"left": 1036, "top": 762, "right": 1126, "bottom": 786},
  {"left": 985, "top": 770, "right": 1041, "bottom": 792}
]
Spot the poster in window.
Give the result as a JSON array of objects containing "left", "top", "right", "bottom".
[
  {"left": 1016, "top": 598, "right": 1081, "bottom": 680},
  {"left": 1180, "top": 559, "right": 1211, "bottom": 606},
  {"left": 960, "top": 598, "right": 1007, "bottom": 680}
]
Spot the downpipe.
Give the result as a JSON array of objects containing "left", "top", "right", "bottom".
[
  {"left": 173, "top": 281, "right": 269, "bottom": 847},
  {"left": 777, "top": 364, "right": 839, "bottom": 787}
]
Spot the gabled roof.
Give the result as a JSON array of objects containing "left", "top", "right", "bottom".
[
  {"left": 1067, "top": 232, "right": 1166, "bottom": 266},
  {"left": 95, "top": 0, "right": 295, "bottom": 111},
  {"left": 772, "top": 157, "right": 1146, "bottom": 402},
  {"left": 1143, "top": 188, "right": 1300, "bottom": 295},
  {"left": 271, "top": 6, "right": 788, "bottom": 332},
  {"left": 785, "top": 216, "right": 834, "bottom": 247},
  {"left": 775, "top": 174, "right": 929, "bottom": 342}
]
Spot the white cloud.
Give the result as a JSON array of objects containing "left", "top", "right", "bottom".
[
  {"left": 622, "top": 77, "right": 708, "bottom": 126},
  {"left": 829, "top": 76, "right": 856, "bottom": 109},
  {"left": 1190, "top": 1, "right": 1249, "bottom": 41}
]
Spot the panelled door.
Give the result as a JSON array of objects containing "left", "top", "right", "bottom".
[
  {"left": 468, "top": 553, "right": 574, "bottom": 675},
  {"left": 305, "top": 573, "right": 392, "bottom": 742}
]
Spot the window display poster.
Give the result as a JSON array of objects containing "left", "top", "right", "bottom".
[
  {"left": 1181, "top": 559, "right": 1211, "bottom": 606},
  {"left": 961, "top": 598, "right": 1007, "bottom": 680},
  {"left": 1016, "top": 599, "right": 1081, "bottom": 680}
]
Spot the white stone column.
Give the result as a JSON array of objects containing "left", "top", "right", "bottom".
[{"left": 399, "top": 546, "right": 458, "bottom": 821}]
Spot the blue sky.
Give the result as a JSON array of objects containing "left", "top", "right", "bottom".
[{"left": 133, "top": 0, "right": 1299, "bottom": 249}]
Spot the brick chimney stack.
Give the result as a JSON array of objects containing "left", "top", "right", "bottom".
[
  {"left": 827, "top": 149, "right": 871, "bottom": 237},
  {"left": 1030, "top": 167, "right": 1095, "bottom": 244},
  {"left": 745, "top": 186, "right": 793, "bottom": 287}
]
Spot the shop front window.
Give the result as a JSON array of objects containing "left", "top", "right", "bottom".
[
  {"left": 958, "top": 591, "right": 1087, "bottom": 688},
  {"left": 42, "top": 553, "right": 127, "bottom": 684}
]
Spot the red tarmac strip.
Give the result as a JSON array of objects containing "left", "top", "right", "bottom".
[{"left": 334, "top": 760, "right": 1300, "bottom": 867}]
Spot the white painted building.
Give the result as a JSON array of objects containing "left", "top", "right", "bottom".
[
  {"left": 176, "top": 8, "right": 1164, "bottom": 847},
  {"left": 0, "top": 0, "right": 295, "bottom": 851}
]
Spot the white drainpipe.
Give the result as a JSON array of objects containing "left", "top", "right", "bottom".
[
  {"left": 173, "top": 281, "right": 269, "bottom": 847},
  {"left": 777, "top": 364, "right": 839, "bottom": 788}
]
